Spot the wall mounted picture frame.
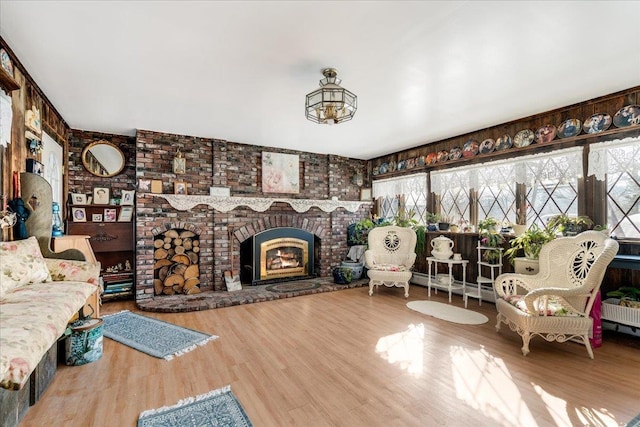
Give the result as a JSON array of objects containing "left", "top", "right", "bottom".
[
  {"left": 173, "top": 155, "right": 186, "bottom": 174},
  {"left": 174, "top": 182, "right": 187, "bottom": 195},
  {"left": 118, "top": 206, "right": 133, "bottom": 222},
  {"left": 262, "top": 152, "right": 300, "bottom": 194},
  {"left": 71, "top": 193, "right": 87, "bottom": 205},
  {"left": 71, "top": 207, "right": 86, "bottom": 222},
  {"left": 138, "top": 179, "right": 151, "bottom": 191},
  {"left": 120, "top": 190, "right": 135, "bottom": 205},
  {"left": 92, "top": 213, "right": 102, "bottom": 222},
  {"left": 151, "top": 180, "right": 163, "bottom": 194},
  {"left": 360, "top": 188, "right": 372, "bottom": 201},
  {"left": 104, "top": 208, "right": 117, "bottom": 222},
  {"left": 93, "top": 187, "right": 110, "bottom": 205}
]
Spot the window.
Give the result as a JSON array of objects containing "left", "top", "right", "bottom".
[
  {"left": 372, "top": 173, "right": 427, "bottom": 224},
  {"left": 588, "top": 136, "right": 640, "bottom": 239},
  {"left": 431, "top": 147, "right": 583, "bottom": 228}
]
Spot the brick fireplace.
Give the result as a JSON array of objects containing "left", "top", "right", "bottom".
[{"left": 133, "top": 129, "right": 370, "bottom": 305}]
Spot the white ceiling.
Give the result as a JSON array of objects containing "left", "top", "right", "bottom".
[{"left": 1, "top": 1, "right": 639, "bottom": 160}]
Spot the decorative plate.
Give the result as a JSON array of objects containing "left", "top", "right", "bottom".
[
  {"left": 613, "top": 105, "right": 640, "bottom": 128},
  {"left": 557, "top": 119, "right": 582, "bottom": 138},
  {"left": 479, "top": 138, "right": 495, "bottom": 154},
  {"left": 388, "top": 161, "right": 397, "bottom": 172},
  {"left": 583, "top": 113, "right": 612, "bottom": 134},
  {"left": 513, "top": 129, "right": 535, "bottom": 148},
  {"left": 406, "top": 157, "right": 416, "bottom": 169},
  {"left": 437, "top": 150, "right": 449, "bottom": 162},
  {"left": 417, "top": 155, "right": 426, "bottom": 167},
  {"left": 397, "top": 160, "right": 406, "bottom": 171},
  {"left": 462, "top": 139, "right": 479, "bottom": 158},
  {"left": 426, "top": 152, "right": 437, "bottom": 165},
  {"left": 495, "top": 134, "right": 512, "bottom": 151},
  {"left": 0, "top": 49, "right": 13, "bottom": 77},
  {"left": 379, "top": 163, "right": 388, "bottom": 174},
  {"left": 535, "top": 125, "right": 557, "bottom": 144},
  {"left": 372, "top": 165, "right": 379, "bottom": 176},
  {"left": 449, "top": 146, "right": 462, "bottom": 161}
]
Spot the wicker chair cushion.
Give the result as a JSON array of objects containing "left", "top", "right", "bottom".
[
  {"left": 504, "top": 295, "right": 580, "bottom": 317},
  {"left": 369, "top": 263, "right": 410, "bottom": 272}
]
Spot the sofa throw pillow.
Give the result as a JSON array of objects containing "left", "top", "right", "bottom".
[{"left": 0, "top": 236, "right": 52, "bottom": 299}]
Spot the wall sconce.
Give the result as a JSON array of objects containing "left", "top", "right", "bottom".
[{"left": 173, "top": 148, "right": 186, "bottom": 174}]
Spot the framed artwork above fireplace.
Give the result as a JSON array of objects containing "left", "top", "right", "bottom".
[{"left": 262, "top": 152, "right": 299, "bottom": 194}]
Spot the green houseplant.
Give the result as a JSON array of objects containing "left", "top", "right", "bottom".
[
  {"left": 478, "top": 217, "right": 500, "bottom": 233},
  {"left": 546, "top": 214, "right": 594, "bottom": 236},
  {"left": 479, "top": 230, "right": 505, "bottom": 262},
  {"left": 504, "top": 223, "right": 555, "bottom": 262}
]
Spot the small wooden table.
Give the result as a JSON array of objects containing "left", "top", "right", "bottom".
[{"left": 427, "top": 256, "right": 469, "bottom": 303}]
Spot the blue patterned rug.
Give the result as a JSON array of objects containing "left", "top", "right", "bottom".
[
  {"left": 138, "top": 385, "right": 252, "bottom": 427},
  {"left": 103, "top": 310, "right": 217, "bottom": 360}
]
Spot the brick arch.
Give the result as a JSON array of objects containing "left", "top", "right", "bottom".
[
  {"left": 151, "top": 222, "right": 202, "bottom": 237},
  {"left": 232, "top": 215, "right": 327, "bottom": 243}
]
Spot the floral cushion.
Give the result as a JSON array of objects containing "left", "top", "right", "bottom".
[
  {"left": 370, "top": 263, "right": 409, "bottom": 272},
  {"left": 504, "top": 295, "right": 580, "bottom": 317},
  {"left": 45, "top": 258, "right": 101, "bottom": 286},
  {"left": 0, "top": 237, "right": 52, "bottom": 300},
  {"left": 0, "top": 281, "right": 98, "bottom": 390}
]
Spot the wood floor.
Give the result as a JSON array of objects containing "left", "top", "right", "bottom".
[{"left": 20, "top": 285, "right": 640, "bottom": 427}]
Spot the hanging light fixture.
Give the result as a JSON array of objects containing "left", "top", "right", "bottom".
[{"left": 305, "top": 68, "right": 357, "bottom": 125}]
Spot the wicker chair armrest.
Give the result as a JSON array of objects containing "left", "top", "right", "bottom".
[
  {"left": 364, "top": 250, "right": 376, "bottom": 268},
  {"left": 405, "top": 253, "right": 417, "bottom": 268},
  {"left": 493, "top": 273, "right": 537, "bottom": 297}
]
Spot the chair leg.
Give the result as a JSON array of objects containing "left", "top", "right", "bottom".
[
  {"left": 521, "top": 333, "right": 531, "bottom": 356},
  {"left": 495, "top": 313, "right": 502, "bottom": 332},
  {"left": 582, "top": 335, "right": 594, "bottom": 359},
  {"left": 404, "top": 283, "right": 409, "bottom": 298},
  {"left": 368, "top": 281, "right": 375, "bottom": 296}
]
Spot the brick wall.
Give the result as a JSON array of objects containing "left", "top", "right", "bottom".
[{"left": 134, "top": 129, "right": 370, "bottom": 303}]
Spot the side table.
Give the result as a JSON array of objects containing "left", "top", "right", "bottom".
[{"left": 427, "top": 256, "right": 469, "bottom": 303}]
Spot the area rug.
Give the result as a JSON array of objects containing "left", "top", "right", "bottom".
[
  {"left": 103, "top": 310, "right": 217, "bottom": 360},
  {"left": 406, "top": 301, "right": 489, "bottom": 325},
  {"left": 265, "top": 281, "right": 321, "bottom": 293},
  {"left": 138, "top": 385, "right": 253, "bottom": 427}
]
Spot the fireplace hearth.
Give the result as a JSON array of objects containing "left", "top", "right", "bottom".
[{"left": 240, "top": 227, "right": 317, "bottom": 285}]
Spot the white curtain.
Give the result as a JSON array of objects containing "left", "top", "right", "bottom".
[
  {"left": 372, "top": 173, "right": 427, "bottom": 199},
  {"left": 587, "top": 136, "right": 640, "bottom": 181}
]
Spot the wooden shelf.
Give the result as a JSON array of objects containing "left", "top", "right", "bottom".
[{"left": 0, "top": 69, "right": 19, "bottom": 93}]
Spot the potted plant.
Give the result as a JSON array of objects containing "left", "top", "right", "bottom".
[
  {"left": 478, "top": 217, "right": 500, "bottom": 233},
  {"left": 349, "top": 217, "right": 377, "bottom": 246},
  {"left": 426, "top": 211, "right": 440, "bottom": 231},
  {"left": 606, "top": 287, "right": 640, "bottom": 308},
  {"left": 438, "top": 215, "right": 452, "bottom": 231},
  {"left": 504, "top": 223, "right": 555, "bottom": 262},
  {"left": 546, "top": 214, "right": 594, "bottom": 236},
  {"left": 479, "top": 230, "right": 505, "bottom": 262},
  {"left": 332, "top": 266, "right": 353, "bottom": 284}
]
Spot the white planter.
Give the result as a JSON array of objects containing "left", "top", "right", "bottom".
[{"left": 602, "top": 298, "right": 640, "bottom": 328}]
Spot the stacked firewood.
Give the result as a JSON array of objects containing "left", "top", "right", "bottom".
[{"left": 153, "top": 229, "right": 200, "bottom": 295}]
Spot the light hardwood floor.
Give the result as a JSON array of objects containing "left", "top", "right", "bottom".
[{"left": 20, "top": 285, "right": 640, "bottom": 427}]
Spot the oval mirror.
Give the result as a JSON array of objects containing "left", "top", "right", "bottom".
[{"left": 81, "top": 140, "right": 125, "bottom": 177}]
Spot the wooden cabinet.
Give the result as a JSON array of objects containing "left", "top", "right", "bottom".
[{"left": 66, "top": 205, "right": 135, "bottom": 300}]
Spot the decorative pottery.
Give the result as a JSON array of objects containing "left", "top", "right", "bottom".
[
  {"left": 417, "top": 155, "right": 427, "bottom": 166},
  {"left": 426, "top": 152, "right": 437, "bottom": 164},
  {"left": 534, "top": 125, "right": 557, "bottom": 144},
  {"left": 406, "top": 157, "right": 416, "bottom": 169},
  {"left": 431, "top": 235, "right": 454, "bottom": 260},
  {"left": 613, "top": 105, "right": 640, "bottom": 128},
  {"left": 557, "top": 118, "right": 582, "bottom": 138},
  {"left": 340, "top": 261, "right": 364, "bottom": 280},
  {"left": 388, "top": 161, "right": 397, "bottom": 172},
  {"left": 333, "top": 266, "right": 353, "bottom": 284},
  {"left": 583, "top": 113, "right": 612, "bottom": 134},
  {"left": 462, "top": 139, "right": 479, "bottom": 158},
  {"left": 495, "top": 134, "right": 512, "bottom": 151},
  {"left": 449, "top": 146, "right": 462, "bottom": 161},
  {"left": 379, "top": 163, "right": 388, "bottom": 174},
  {"left": 437, "top": 150, "right": 449, "bottom": 162},
  {"left": 397, "top": 160, "right": 406, "bottom": 171},
  {"left": 513, "top": 129, "right": 535, "bottom": 148},
  {"left": 479, "top": 138, "right": 495, "bottom": 154}
]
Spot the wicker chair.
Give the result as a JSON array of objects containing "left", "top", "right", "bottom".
[
  {"left": 494, "top": 231, "right": 619, "bottom": 358},
  {"left": 365, "top": 226, "right": 417, "bottom": 298}
]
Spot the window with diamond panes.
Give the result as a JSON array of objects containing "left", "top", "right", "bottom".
[
  {"left": 373, "top": 174, "right": 428, "bottom": 225},
  {"left": 589, "top": 138, "right": 640, "bottom": 239},
  {"left": 476, "top": 164, "right": 517, "bottom": 225},
  {"left": 523, "top": 152, "right": 580, "bottom": 229},
  {"left": 438, "top": 169, "right": 471, "bottom": 224},
  {"left": 378, "top": 195, "right": 399, "bottom": 224}
]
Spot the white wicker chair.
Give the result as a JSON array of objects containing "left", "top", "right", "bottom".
[
  {"left": 365, "top": 226, "right": 417, "bottom": 298},
  {"left": 494, "top": 231, "right": 619, "bottom": 358}
]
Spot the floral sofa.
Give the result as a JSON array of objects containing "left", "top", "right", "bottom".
[{"left": 0, "top": 237, "right": 100, "bottom": 391}]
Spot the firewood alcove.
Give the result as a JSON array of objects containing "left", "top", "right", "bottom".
[{"left": 153, "top": 228, "right": 201, "bottom": 295}]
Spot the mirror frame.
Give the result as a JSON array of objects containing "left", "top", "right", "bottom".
[{"left": 81, "top": 140, "right": 125, "bottom": 178}]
